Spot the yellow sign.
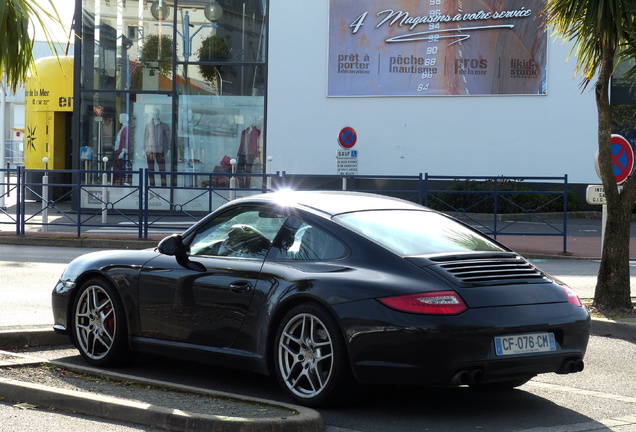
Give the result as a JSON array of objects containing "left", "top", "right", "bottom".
[{"left": 25, "top": 56, "right": 74, "bottom": 169}]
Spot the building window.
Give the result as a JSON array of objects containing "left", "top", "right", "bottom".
[{"left": 127, "top": 26, "right": 137, "bottom": 40}]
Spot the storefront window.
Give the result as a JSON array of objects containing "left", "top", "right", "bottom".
[
  {"left": 78, "top": 0, "right": 267, "bottom": 188},
  {"left": 176, "top": 91, "right": 263, "bottom": 188}
]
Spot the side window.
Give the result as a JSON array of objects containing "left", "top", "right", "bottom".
[
  {"left": 188, "top": 207, "right": 286, "bottom": 258},
  {"left": 272, "top": 218, "right": 347, "bottom": 261}
]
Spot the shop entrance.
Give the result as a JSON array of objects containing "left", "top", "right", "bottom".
[{"left": 24, "top": 56, "right": 74, "bottom": 199}]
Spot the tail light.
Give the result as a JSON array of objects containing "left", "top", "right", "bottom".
[
  {"left": 378, "top": 291, "right": 467, "bottom": 315},
  {"left": 561, "top": 284, "right": 583, "bottom": 307}
]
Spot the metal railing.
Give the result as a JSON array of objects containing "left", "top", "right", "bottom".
[
  {"left": 4, "top": 139, "right": 24, "bottom": 168},
  {"left": 0, "top": 167, "right": 570, "bottom": 252},
  {"left": 423, "top": 174, "right": 569, "bottom": 252}
]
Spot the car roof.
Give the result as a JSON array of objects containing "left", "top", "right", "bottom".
[{"left": 235, "top": 190, "right": 427, "bottom": 216}]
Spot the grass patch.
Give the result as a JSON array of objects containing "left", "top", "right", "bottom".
[{"left": 582, "top": 300, "right": 636, "bottom": 320}]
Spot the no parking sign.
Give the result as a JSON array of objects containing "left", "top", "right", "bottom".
[
  {"left": 338, "top": 127, "right": 357, "bottom": 149},
  {"left": 336, "top": 126, "right": 358, "bottom": 175},
  {"left": 595, "top": 134, "right": 635, "bottom": 184}
]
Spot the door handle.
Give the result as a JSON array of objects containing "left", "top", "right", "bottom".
[{"left": 229, "top": 281, "right": 252, "bottom": 295}]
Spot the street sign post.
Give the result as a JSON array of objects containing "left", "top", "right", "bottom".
[
  {"left": 336, "top": 149, "right": 358, "bottom": 176},
  {"left": 592, "top": 134, "right": 634, "bottom": 258},
  {"left": 586, "top": 185, "right": 607, "bottom": 205},
  {"left": 337, "top": 127, "right": 359, "bottom": 188},
  {"left": 586, "top": 182, "right": 624, "bottom": 257}
]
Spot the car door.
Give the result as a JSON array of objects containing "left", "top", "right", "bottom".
[{"left": 138, "top": 205, "right": 287, "bottom": 348}]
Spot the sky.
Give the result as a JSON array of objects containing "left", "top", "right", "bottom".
[{"left": 32, "top": 0, "right": 75, "bottom": 42}]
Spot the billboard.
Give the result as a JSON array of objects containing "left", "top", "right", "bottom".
[{"left": 328, "top": 0, "right": 547, "bottom": 96}]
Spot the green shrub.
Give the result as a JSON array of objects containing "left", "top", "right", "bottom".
[{"left": 427, "top": 179, "right": 581, "bottom": 214}]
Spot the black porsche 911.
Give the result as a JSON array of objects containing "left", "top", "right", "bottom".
[{"left": 52, "top": 190, "right": 590, "bottom": 407}]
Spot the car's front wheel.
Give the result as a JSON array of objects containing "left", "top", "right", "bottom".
[
  {"left": 274, "top": 303, "right": 353, "bottom": 407},
  {"left": 72, "top": 278, "right": 132, "bottom": 367}
]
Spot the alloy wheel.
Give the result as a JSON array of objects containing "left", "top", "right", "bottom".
[
  {"left": 277, "top": 312, "right": 334, "bottom": 399},
  {"left": 74, "top": 284, "right": 116, "bottom": 361}
]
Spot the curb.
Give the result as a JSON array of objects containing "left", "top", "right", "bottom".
[
  {"left": 589, "top": 317, "right": 636, "bottom": 341},
  {"left": 0, "top": 365, "right": 323, "bottom": 432},
  {"left": 0, "top": 328, "right": 69, "bottom": 349},
  {"left": 0, "top": 332, "right": 324, "bottom": 432}
]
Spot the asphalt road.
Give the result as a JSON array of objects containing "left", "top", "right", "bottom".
[{"left": 0, "top": 245, "right": 102, "bottom": 329}]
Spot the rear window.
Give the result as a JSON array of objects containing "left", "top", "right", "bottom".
[{"left": 335, "top": 210, "right": 504, "bottom": 256}]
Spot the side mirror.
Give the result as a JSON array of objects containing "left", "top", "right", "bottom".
[
  {"left": 157, "top": 234, "right": 206, "bottom": 272},
  {"left": 157, "top": 234, "right": 186, "bottom": 256}
]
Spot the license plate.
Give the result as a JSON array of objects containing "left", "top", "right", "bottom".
[{"left": 494, "top": 332, "right": 556, "bottom": 356}]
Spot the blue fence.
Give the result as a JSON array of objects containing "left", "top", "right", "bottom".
[{"left": 0, "top": 167, "right": 569, "bottom": 252}]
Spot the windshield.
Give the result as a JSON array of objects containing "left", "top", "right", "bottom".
[{"left": 335, "top": 210, "right": 505, "bottom": 256}]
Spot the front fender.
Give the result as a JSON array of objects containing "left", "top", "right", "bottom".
[{"left": 52, "top": 249, "right": 162, "bottom": 340}]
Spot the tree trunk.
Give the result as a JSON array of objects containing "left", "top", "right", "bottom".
[
  {"left": 595, "top": 198, "right": 633, "bottom": 309},
  {"left": 593, "top": 44, "right": 635, "bottom": 311}
]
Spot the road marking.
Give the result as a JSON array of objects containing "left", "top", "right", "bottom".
[
  {"left": 517, "top": 414, "right": 636, "bottom": 432},
  {"left": 527, "top": 381, "right": 636, "bottom": 404},
  {"left": 517, "top": 382, "right": 636, "bottom": 431}
]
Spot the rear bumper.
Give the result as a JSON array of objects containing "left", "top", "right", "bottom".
[{"left": 333, "top": 300, "right": 591, "bottom": 386}]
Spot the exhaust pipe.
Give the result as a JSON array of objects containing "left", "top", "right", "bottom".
[
  {"left": 450, "top": 369, "right": 484, "bottom": 386},
  {"left": 451, "top": 370, "right": 470, "bottom": 386},
  {"left": 558, "top": 358, "right": 585, "bottom": 374},
  {"left": 574, "top": 359, "right": 584, "bottom": 372},
  {"left": 470, "top": 369, "right": 484, "bottom": 384}
]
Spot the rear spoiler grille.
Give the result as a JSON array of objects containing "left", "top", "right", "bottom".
[{"left": 430, "top": 255, "right": 548, "bottom": 285}]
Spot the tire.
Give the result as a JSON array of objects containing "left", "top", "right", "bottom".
[
  {"left": 72, "top": 278, "right": 133, "bottom": 367},
  {"left": 274, "top": 303, "right": 354, "bottom": 407}
]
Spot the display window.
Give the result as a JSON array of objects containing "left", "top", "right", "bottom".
[{"left": 77, "top": 0, "right": 267, "bottom": 191}]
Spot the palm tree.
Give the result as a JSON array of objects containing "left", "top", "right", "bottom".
[
  {"left": 0, "top": 0, "right": 62, "bottom": 92},
  {"left": 543, "top": 0, "right": 636, "bottom": 311}
]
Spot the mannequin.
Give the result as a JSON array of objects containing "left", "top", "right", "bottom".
[
  {"left": 144, "top": 108, "right": 170, "bottom": 187},
  {"left": 236, "top": 123, "right": 261, "bottom": 187},
  {"left": 113, "top": 113, "right": 131, "bottom": 185}
]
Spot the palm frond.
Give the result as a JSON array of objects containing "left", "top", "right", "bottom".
[
  {"left": 542, "top": 0, "right": 632, "bottom": 86},
  {"left": 0, "top": 0, "right": 63, "bottom": 92}
]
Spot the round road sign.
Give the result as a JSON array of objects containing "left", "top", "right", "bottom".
[
  {"left": 338, "top": 127, "right": 357, "bottom": 149},
  {"left": 610, "top": 134, "right": 634, "bottom": 184},
  {"left": 595, "top": 135, "right": 635, "bottom": 184}
]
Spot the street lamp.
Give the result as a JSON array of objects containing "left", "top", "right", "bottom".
[
  {"left": 150, "top": 0, "right": 170, "bottom": 21},
  {"left": 204, "top": 2, "right": 223, "bottom": 23},
  {"left": 149, "top": 0, "right": 223, "bottom": 62}
]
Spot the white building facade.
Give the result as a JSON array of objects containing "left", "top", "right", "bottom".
[
  {"left": 267, "top": 0, "right": 599, "bottom": 184},
  {"left": 69, "top": 0, "right": 606, "bottom": 190}
]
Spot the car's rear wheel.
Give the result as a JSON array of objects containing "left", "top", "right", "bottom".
[
  {"left": 72, "top": 278, "right": 132, "bottom": 367},
  {"left": 274, "top": 303, "right": 353, "bottom": 407}
]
